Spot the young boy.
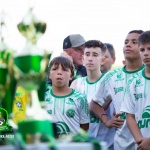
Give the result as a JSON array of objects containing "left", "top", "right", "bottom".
[
  {"left": 45, "top": 56, "right": 90, "bottom": 137},
  {"left": 71, "top": 40, "right": 115, "bottom": 150},
  {"left": 90, "top": 30, "right": 145, "bottom": 150},
  {"left": 121, "top": 31, "right": 150, "bottom": 150}
]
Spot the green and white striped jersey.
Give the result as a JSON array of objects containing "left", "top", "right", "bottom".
[
  {"left": 121, "top": 69, "right": 150, "bottom": 138},
  {"left": 75, "top": 75, "right": 115, "bottom": 148},
  {"left": 45, "top": 89, "right": 90, "bottom": 136},
  {"left": 93, "top": 65, "right": 145, "bottom": 150}
]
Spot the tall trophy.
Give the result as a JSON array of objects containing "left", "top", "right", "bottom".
[
  {"left": 0, "top": 13, "right": 17, "bottom": 124},
  {"left": 13, "top": 7, "right": 55, "bottom": 147}
]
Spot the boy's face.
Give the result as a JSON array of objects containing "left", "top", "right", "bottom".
[
  {"left": 123, "top": 33, "right": 141, "bottom": 61},
  {"left": 139, "top": 43, "right": 150, "bottom": 67},
  {"left": 83, "top": 47, "right": 105, "bottom": 71},
  {"left": 49, "top": 64, "right": 73, "bottom": 87},
  {"left": 101, "top": 48, "right": 115, "bottom": 73}
]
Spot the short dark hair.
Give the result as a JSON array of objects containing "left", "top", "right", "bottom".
[
  {"left": 138, "top": 30, "right": 150, "bottom": 44},
  {"left": 49, "top": 56, "right": 75, "bottom": 77},
  {"left": 128, "top": 30, "right": 144, "bottom": 34},
  {"left": 104, "top": 43, "right": 115, "bottom": 58},
  {"left": 85, "top": 40, "right": 106, "bottom": 54}
]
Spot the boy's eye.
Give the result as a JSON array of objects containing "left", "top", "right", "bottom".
[
  {"left": 52, "top": 68, "right": 56, "bottom": 70},
  {"left": 133, "top": 40, "right": 138, "bottom": 44},
  {"left": 140, "top": 48, "right": 144, "bottom": 52},
  {"left": 93, "top": 54, "right": 98, "bottom": 57},
  {"left": 63, "top": 68, "right": 69, "bottom": 71},
  {"left": 124, "top": 40, "right": 128, "bottom": 44},
  {"left": 85, "top": 53, "right": 90, "bottom": 56}
]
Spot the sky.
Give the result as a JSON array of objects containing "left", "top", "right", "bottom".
[{"left": 0, "top": 0, "right": 150, "bottom": 66}]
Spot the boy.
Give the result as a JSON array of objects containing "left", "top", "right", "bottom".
[
  {"left": 71, "top": 40, "right": 115, "bottom": 149},
  {"left": 121, "top": 31, "right": 150, "bottom": 150},
  {"left": 45, "top": 56, "right": 89, "bottom": 137},
  {"left": 100, "top": 43, "right": 116, "bottom": 73},
  {"left": 90, "top": 30, "right": 145, "bottom": 150}
]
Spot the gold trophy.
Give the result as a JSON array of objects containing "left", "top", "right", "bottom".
[
  {"left": 0, "top": 13, "right": 17, "bottom": 146},
  {"left": 0, "top": 14, "right": 17, "bottom": 122},
  {"left": 13, "top": 7, "right": 55, "bottom": 147}
]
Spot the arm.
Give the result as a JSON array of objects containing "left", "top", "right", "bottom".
[
  {"left": 126, "top": 113, "right": 143, "bottom": 143},
  {"left": 80, "top": 123, "right": 89, "bottom": 131},
  {"left": 126, "top": 114, "right": 150, "bottom": 149},
  {"left": 90, "top": 100, "right": 124, "bottom": 128}
]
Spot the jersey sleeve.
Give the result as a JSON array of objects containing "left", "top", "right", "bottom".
[
  {"left": 78, "top": 95, "right": 90, "bottom": 124},
  {"left": 92, "top": 74, "right": 113, "bottom": 106},
  {"left": 121, "top": 78, "right": 136, "bottom": 114}
]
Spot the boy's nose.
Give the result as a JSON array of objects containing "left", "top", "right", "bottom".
[{"left": 57, "top": 68, "right": 62, "bottom": 74}]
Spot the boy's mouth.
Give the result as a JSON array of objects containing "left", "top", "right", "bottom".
[{"left": 56, "top": 78, "right": 62, "bottom": 81}]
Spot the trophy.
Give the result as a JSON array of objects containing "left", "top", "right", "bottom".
[
  {"left": 0, "top": 13, "right": 17, "bottom": 121},
  {"left": 12, "top": 7, "right": 56, "bottom": 147},
  {"left": 14, "top": 7, "right": 51, "bottom": 115}
]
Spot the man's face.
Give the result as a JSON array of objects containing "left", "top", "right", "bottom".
[
  {"left": 83, "top": 47, "right": 104, "bottom": 71},
  {"left": 139, "top": 43, "right": 150, "bottom": 67},
  {"left": 68, "top": 45, "right": 85, "bottom": 66},
  {"left": 100, "top": 48, "right": 115, "bottom": 73},
  {"left": 123, "top": 33, "right": 141, "bottom": 61}
]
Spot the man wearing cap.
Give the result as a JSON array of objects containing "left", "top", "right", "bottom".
[
  {"left": 62, "top": 34, "right": 87, "bottom": 79},
  {"left": 47, "top": 34, "right": 87, "bottom": 87}
]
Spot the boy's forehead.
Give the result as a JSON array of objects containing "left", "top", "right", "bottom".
[
  {"left": 126, "top": 33, "right": 140, "bottom": 40},
  {"left": 139, "top": 43, "right": 150, "bottom": 48},
  {"left": 84, "top": 47, "right": 101, "bottom": 53}
]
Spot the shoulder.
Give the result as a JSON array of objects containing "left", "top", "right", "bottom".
[
  {"left": 71, "top": 89, "right": 86, "bottom": 100},
  {"left": 70, "top": 77, "right": 86, "bottom": 89},
  {"left": 128, "top": 71, "right": 143, "bottom": 86},
  {"left": 102, "top": 68, "right": 122, "bottom": 84}
]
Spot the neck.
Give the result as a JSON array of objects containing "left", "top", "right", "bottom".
[
  {"left": 145, "top": 66, "right": 150, "bottom": 77},
  {"left": 125, "top": 59, "right": 143, "bottom": 71},
  {"left": 52, "top": 86, "right": 72, "bottom": 96},
  {"left": 87, "top": 69, "right": 101, "bottom": 82}
]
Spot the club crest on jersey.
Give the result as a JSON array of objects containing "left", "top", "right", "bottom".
[
  {"left": 138, "top": 106, "right": 150, "bottom": 129},
  {"left": 15, "top": 101, "right": 23, "bottom": 111},
  {"left": 66, "top": 108, "right": 75, "bottom": 118},
  {"left": 16, "top": 101, "right": 22, "bottom": 108}
]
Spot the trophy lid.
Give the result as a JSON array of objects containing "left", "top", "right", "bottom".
[{"left": 17, "top": 7, "right": 47, "bottom": 44}]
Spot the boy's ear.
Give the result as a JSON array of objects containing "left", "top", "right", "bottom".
[
  {"left": 112, "top": 57, "right": 116, "bottom": 64},
  {"left": 69, "top": 76, "right": 73, "bottom": 81},
  {"left": 101, "top": 56, "right": 106, "bottom": 64}
]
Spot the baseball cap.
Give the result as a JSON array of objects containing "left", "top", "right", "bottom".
[{"left": 63, "top": 34, "right": 85, "bottom": 49}]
